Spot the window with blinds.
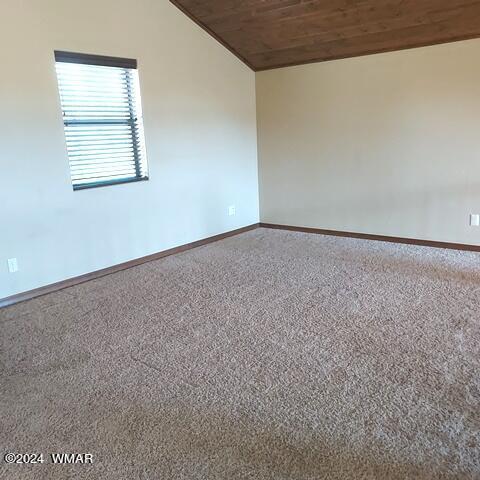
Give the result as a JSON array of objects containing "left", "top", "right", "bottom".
[{"left": 54, "top": 51, "right": 148, "bottom": 190}]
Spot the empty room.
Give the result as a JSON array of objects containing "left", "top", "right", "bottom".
[{"left": 1, "top": 1, "right": 479, "bottom": 478}]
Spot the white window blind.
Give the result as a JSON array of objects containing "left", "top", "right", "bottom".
[{"left": 54, "top": 51, "right": 148, "bottom": 190}]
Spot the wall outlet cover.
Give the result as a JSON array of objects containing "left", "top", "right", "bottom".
[
  {"left": 228, "top": 205, "right": 236, "bottom": 216},
  {"left": 7, "top": 258, "right": 18, "bottom": 273},
  {"left": 470, "top": 214, "right": 480, "bottom": 227}
]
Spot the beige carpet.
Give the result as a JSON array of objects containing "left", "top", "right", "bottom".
[{"left": 1, "top": 227, "right": 479, "bottom": 480}]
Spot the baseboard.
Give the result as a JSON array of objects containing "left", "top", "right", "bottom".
[
  {"left": 260, "top": 223, "right": 480, "bottom": 253},
  {"left": 0, "top": 223, "right": 260, "bottom": 309},
  {"left": 4, "top": 221, "right": 477, "bottom": 309}
]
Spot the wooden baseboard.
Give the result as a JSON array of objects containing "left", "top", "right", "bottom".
[
  {"left": 260, "top": 223, "right": 480, "bottom": 253},
  {"left": 0, "top": 223, "right": 260, "bottom": 309},
  {"left": 4, "top": 221, "right": 478, "bottom": 309}
]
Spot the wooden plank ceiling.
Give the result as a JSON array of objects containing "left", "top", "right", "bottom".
[{"left": 170, "top": 0, "right": 480, "bottom": 71}]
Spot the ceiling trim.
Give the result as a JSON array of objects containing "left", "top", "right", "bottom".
[
  {"left": 170, "top": 1, "right": 480, "bottom": 72},
  {"left": 255, "top": 33, "right": 480, "bottom": 72},
  {"left": 170, "top": 0, "right": 256, "bottom": 71}
]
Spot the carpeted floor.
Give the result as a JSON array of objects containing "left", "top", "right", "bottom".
[{"left": 1, "top": 227, "right": 479, "bottom": 480}]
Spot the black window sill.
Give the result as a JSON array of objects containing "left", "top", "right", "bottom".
[{"left": 73, "top": 176, "right": 149, "bottom": 191}]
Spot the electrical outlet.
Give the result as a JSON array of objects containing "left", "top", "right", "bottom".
[
  {"left": 470, "top": 214, "right": 480, "bottom": 227},
  {"left": 228, "top": 205, "right": 236, "bottom": 216},
  {"left": 7, "top": 258, "right": 18, "bottom": 273}
]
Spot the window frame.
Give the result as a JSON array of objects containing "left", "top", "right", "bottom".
[{"left": 54, "top": 51, "right": 149, "bottom": 191}]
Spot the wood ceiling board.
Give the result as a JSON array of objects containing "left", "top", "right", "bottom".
[{"left": 170, "top": 0, "right": 480, "bottom": 71}]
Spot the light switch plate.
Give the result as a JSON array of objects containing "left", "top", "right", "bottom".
[{"left": 470, "top": 214, "right": 480, "bottom": 227}]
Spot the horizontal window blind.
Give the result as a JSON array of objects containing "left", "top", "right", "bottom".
[{"left": 55, "top": 52, "right": 148, "bottom": 190}]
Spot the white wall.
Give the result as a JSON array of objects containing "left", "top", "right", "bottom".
[
  {"left": 0, "top": 0, "right": 259, "bottom": 298},
  {"left": 257, "top": 39, "right": 480, "bottom": 246}
]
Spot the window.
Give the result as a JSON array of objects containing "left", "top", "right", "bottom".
[{"left": 54, "top": 51, "right": 148, "bottom": 190}]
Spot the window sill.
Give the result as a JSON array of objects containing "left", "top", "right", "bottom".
[{"left": 73, "top": 176, "right": 149, "bottom": 191}]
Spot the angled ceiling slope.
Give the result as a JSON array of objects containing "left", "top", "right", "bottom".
[{"left": 170, "top": 0, "right": 480, "bottom": 71}]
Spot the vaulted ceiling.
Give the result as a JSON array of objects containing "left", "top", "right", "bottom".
[{"left": 170, "top": 0, "right": 480, "bottom": 71}]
